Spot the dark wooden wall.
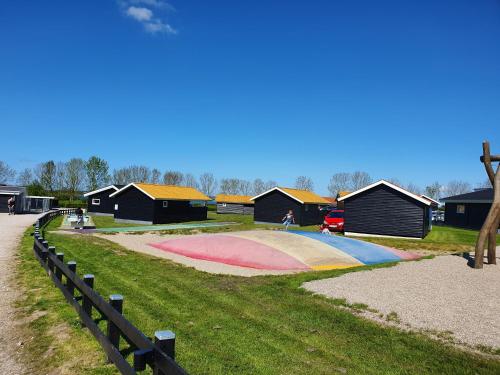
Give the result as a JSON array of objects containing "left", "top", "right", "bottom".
[
  {"left": 216, "top": 203, "right": 254, "bottom": 215},
  {"left": 300, "top": 204, "right": 326, "bottom": 226},
  {"left": 253, "top": 190, "right": 324, "bottom": 226},
  {"left": 153, "top": 200, "right": 207, "bottom": 224},
  {"left": 86, "top": 188, "right": 117, "bottom": 214},
  {"left": 444, "top": 202, "right": 492, "bottom": 229},
  {"left": 344, "top": 184, "right": 427, "bottom": 238},
  {"left": 114, "top": 188, "right": 155, "bottom": 222}
]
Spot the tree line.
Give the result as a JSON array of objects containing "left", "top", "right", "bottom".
[{"left": 0, "top": 159, "right": 489, "bottom": 201}]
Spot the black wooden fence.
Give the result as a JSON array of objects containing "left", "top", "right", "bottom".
[{"left": 33, "top": 210, "right": 188, "bottom": 375}]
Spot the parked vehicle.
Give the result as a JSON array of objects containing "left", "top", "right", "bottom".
[{"left": 323, "top": 210, "right": 344, "bottom": 232}]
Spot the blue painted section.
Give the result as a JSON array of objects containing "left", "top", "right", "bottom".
[{"left": 292, "top": 231, "right": 401, "bottom": 265}]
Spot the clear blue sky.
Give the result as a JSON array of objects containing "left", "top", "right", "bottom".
[{"left": 1, "top": 0, "right": 499, "bottom": 194}]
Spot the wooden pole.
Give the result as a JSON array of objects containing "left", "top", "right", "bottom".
[{"left": 474, "top": 142, "right": 500, "bottom": 268}]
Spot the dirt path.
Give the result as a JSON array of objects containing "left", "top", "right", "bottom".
[{"left": 0, "top": 213, "right": 40, "bottom": 375}]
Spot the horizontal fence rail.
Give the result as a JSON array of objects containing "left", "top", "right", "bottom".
[{"left": 33, "top": 210, "right": 188, "bottom": 375}]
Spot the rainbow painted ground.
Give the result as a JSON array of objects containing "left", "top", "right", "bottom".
[{"left": 148, "top": 230, "right": 419, "bottom": 271}]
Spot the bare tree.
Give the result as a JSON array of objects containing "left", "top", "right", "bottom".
[
  {"left": 65, "top": 158, "right": 86, "bottom": 200},
  {"left": 220, "top": 178, "right": 241, "bottom": 194},
  {"left": 445, "top": 180, "right": 472, "bottom": 197},
  {"left": 151, "top": 168, "right": 162, "bottom": 184},
  {"left": 128, "top": 165, "right": 151, "bottom": 183},
  {"left": 163, "top": 171, "right": 184, "bottom": 185},
  {"left": 16, "top": 168, "right": 33, "bottom": 186},
  {"left": 295, "top": 176, "right": 314, "bottom": 191},
  {"left": 476, "top": 178, "right": 492, "bottom": 189},
  {"left": 184, "top": 173, "right": 199, "bottom": 188},
  {"left": 406, "top": 182, "right": 422, "bottom": 195},
  {"left": 351, "top": 171, "right": 372, "bottom": 190},
  {"left": 327, "top": 172, "right": 351, "bottom": 197},
  {"left": 425, "top": 181, "right": 442, "bottom": 200},
  {"left": 54, "top": 162, "right": 67, "bottom": 191},
  {"left": 85, "top": 156, "right": 110, "bottom": 190},
  {"left": 264, "top": 180, "right": 277, "bottom": 190},
  {"left": 199, "top": 173, "right": 217, "bottom": 196},
  {"left": 36, "top": 161, "right": 56, "bottom": 191},
  {"left": 0, "top": 161, "right": 15, "bottom": 184},
  {"left": 239, "top": 180, "right": 252, "bottom": 195},
  {"left": 112, "top": 168, "right": 132, "bottom": 185},
  {"left": 253, "top": 178, "right": 266, "bottom": 195}
]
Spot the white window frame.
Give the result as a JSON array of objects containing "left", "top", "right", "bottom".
[
  {"left": 92, "top": 198, "right": 101, "bottom": 206},
  {"left": 222, "top": 203, "right": 227, "bottom": 207},
  {"left": 114, "top": 204, "right": 118, "bottom": 211},
  {"left": 456, "top": 204, "right": 465, "bottom": 214},
  {"left": 163, "top": 201, "right": 169, "bottom": 208}
]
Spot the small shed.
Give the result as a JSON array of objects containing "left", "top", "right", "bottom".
[
  {"left": 0, "top": 186, "right": 26, "bottom": 214},
  {"left": 84, "top": 185, "right": 125, "bottom": 216},
  {"left": 441, "top": 188, "right": 494, "bottom": 229},
  {"left": 337, "top": 180, "right": 432, "bottom": 239},
  {"left": 23, "top": 196, "right": 56, "bottom": 212},
  {"left": 215, "top": 194, "right": 254, "bottom": 215},
  {"left": 110, "top": 183, "right": 211, "bottom": 224},
  {"left": 251, "top": 187, "right": 330, "bottom": 226}
]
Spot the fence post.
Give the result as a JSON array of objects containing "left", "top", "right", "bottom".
[
  {"left": 82, "top": 274, "right": 94, "bottom": 326},
  {"left": 55, "top": 253, "right": 64, "bottom": 281},
  {"left": 154, "top": 330, "right": 176, "bottom": 375},
  {"left": 107, "top": 294, "right": 123, "bottom": 362},
  {"left": 48, "top": 246, "right": 56, "bottom": 274},
  {"left": 66, "top": 261, "right": 76, "bottom": 297}
]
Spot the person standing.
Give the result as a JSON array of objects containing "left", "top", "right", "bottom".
[
  {"left": 7, "top": 196, "right": 15, "bottom": 215},
  {"left": 282, "top": 209, "right": 295, "bottom": 230}
]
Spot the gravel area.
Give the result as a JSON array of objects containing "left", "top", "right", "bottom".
[
  {"left": 303, "top": 253, "right": 500, "bottom": 349},
  {"left": 0, "top": 213, "right": 40, "bottom": 375}
]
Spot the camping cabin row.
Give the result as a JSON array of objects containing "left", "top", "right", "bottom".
[
  {"left": 85, "top": 183, "right": 210, "bottom": 224},
  {"left": 441, "top": 188, "right": 495, "bottom": 230},
  {"left": 0, "top": 185, "right": 56, "bottom": 213},
  {"left": 215, "top": 194, "right": 254, "bottom": 215},
  {"left": 337, "top": 180, "right": 433, "bottom": 239}
]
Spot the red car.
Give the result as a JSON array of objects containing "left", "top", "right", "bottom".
[{"left": 323, "top": 210, "right": 344, "bottom": 232}]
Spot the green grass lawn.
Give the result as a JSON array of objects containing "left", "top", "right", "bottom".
[
  {"left": 16, "top": 223, "right": 500, "bottom": 374},
  {"left": 353, "top": 225, "right": 500, "bottom": 252}
]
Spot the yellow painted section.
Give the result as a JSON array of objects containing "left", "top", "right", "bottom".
[
  {"left": 311, "top": 264, "right": 362, "bottom": 271},
  {"left": 278, "top": 187, "right": 330, "bottom": 204},
  {"left": 215, "top": 194, "right": 254, "bottom": 204},
  {"left": 135, "top": 183, "right": 211, "bottom": 201}
]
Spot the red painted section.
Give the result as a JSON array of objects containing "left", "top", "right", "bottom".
[
  {"left": 148, "top": 235, "right": 310, "bottom": 270},
  {"left": 382, "top": 246, "right": 420, "bottom": 260}
]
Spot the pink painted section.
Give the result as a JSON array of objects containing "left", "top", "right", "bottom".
[
  {"left": 148, "top": 235, "right": 311, "bottom": 270},
  {"left": 382, "top": 246, "right": 421, "bottom": 260}
]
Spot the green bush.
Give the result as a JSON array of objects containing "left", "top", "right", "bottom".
[{"left": 58, "top": 200, "right": 86, "bottom": 208}]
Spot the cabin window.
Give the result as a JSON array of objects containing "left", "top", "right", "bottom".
[
  {"left": 456, "top": 204, "right": 465, "bottom": 214},
  {"left": 305, "top": 204, "right": 310, "bottom": 212},
  {"left": 114, "top": 204, "right": 118, "bottom": 210},
  {"left": 92, "top": 198, "right": 100, "bottom": 206},
  {"left": 222, "top": 203, "right": 227, "bottom": 207},
  {"left": 163, "top": 201, "right": 169, "bottom": 208},
  {"left": 190, "top": 201, "right": 206, "bottom": 207}
]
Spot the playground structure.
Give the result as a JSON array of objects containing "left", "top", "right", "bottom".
[
  {"left": 148, "top": 230, "right": 420, "bottom": 273},
  {"left": 474, "top": 141, "right": 500, "bottom": 269}
]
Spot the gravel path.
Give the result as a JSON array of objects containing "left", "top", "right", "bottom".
[
  {"left": 303, "top": 254, "right": 500, "bottom": 349},
  {"left": 0, "top": 213, "right": 40, "bottom": 375}
]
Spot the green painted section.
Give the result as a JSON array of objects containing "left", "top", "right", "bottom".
[{"left": 96, "top": 222, "right": 240, "bottom": 233}]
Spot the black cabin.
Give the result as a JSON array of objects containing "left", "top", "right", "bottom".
[
  {"left": 84, "top": 185, "right": 124, "bottom": 216},
  {"left": 215, "top": 194, "right": 254, "bottom": 215},
  {"left": 441, "top": 188, "right": 495, "bottom": 230},
  {"left": 251, "top": 187, "right": 329, "bottom": 226},
  {"left": 110, "top": 183, "right": 211, "bottom": 225},
  {"left": 0, "top": 186, "right": 26, "bottom": 214},
  {"left": 337, "top": 180, "right": 432, "bottom": 239}
]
